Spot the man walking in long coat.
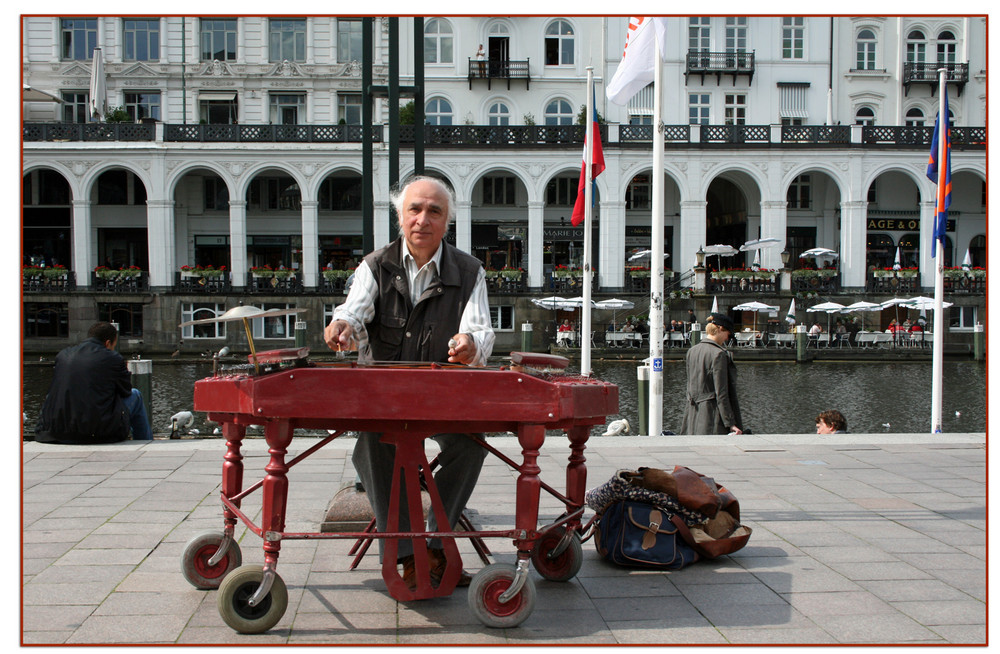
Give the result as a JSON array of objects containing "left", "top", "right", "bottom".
[{"left": 681, "top": 312, "right": 744, "bottom": 435}]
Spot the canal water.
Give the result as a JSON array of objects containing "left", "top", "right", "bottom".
[{"left": 21, "top": 357, "right": 985, "bottom": 437}]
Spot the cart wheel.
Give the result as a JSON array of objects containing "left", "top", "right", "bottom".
[
  {"left": 217, "top": 565, "right": 288, "bottom": 634},
  {"left": 530, "top": 526, "right": 583, "bottom": 582},
  {"left": 181, "top": 531, "right": 243, "bottom": 589},
  {"left": 468, "top": 563, "right": 536, "bottom": 628}
]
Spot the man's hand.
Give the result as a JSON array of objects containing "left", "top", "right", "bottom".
[
  {"left": 324, "top": 319, "right": 355, "bottom": 352},
  {"left": 728, "top": 426, "right": 743, "bottom": 435},
  {"left": 447, "top": 333, "right": 477, "bottom": 365}
]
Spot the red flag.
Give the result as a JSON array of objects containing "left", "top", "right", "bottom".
[{"left": 571, "top": 87, "right": 605, "bottom": 227}]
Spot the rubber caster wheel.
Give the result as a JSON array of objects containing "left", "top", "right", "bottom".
[
  {"left": 530, "top": 526, "right": 583, "bottom": 582},
  {"left": 217, "top": 565, "right": 288, "bottom": 634},
  {"left": 181, "top": 531, "right": 242, "bottom": 589},
  {"left": 468, "top": 563, "right": 536, "bottom": 628}
]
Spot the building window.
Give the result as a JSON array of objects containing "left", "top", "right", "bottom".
[
  {"left": 490, "top": 305, "right": 515, "bottom": 331},
  {"left": 866, "top": 180, "right": 878, "bottom": 204},
  {"left": 61, "top": 18, "right": 97, "bottom": 60},
  {"left": 181, "top": 303, "right": 227, "bottom": 339},
  {"left": 724, "top": 93, "right": 746, "bottom": 125},
  {"left": 545, "top": 177, "right": 578, "bottom": 206},
  {"left": 425, "top": 98, "right": 453, "bottom": 125},
  {"left": 778, "top": 83, "right": 808, "bottom": 123},
  {"left": 483, "top": 176, "right": 516, "bottom": 206},
  {"left": 337, "top": 93, "right": 362, "bottom": 124},
  {"left": 24, "top": 303, "right": 69, "bottom": 338},
  {"left": 725, "top": 17, "right": 748, "bottom": 53},
  {"left": 488, "top": 101, "right": 511, "bottom": 126},
  {"left": 855, "top": 106, "right": 875, "bottom": 126},
  {"left": 319, "top": 176, "right": 362, "bottom": 211},
  {"left": 688, "top": 17, "right": 710, "bottom": 53},
  {"left": 625, "top": 174, "right": 651, "bottom": 210},
  {"left": 338, "top": 18, "right": 363, "bottom": 63},
  {"left": 544, "top": 19, "right": 574, "bottom": 66},
  {"left": 937, "top": 30, "right": 957, "bottom": 65},
  {"left": 61, "top": 91, "right": 89, "bottom": 123},
  {"left": 123, "top": 92, "right": 161, "bottom": 122},
  {"left": 251, "top": 177, "right": 301, "bottom": 211},
  {"left": 269, "top": 93, "right": 305, "bottom": 124},
  {"left": 252, "top": 303, "right": 295, "bottom": 339},
  {"left": 269, "top": 18, "right": 305, "bottom": 62},
  {"left": 949, "top": 305, "right": 977, "bottom": 330},
  {"left": 201, "top": 18, "right": 237, "bottom": 61},
  {"left": 906, "top": 30, "right": 926, "bottom": 64},
  {"left": 544, "top": 98, "right": 574, "bottom": 125},
  {"left": 97, "top": 170, "right": 146, "bottom": 206},
  {"left": 856, "top": 28, "right": 877, "bottom": 70},
  {"left": 123, "top": 18, "right": 160, "bottom": 61},
  {"left": 688, "top": 93, "right": 710, "bottom": 124},
  {"left": 781, "top": 17, "right": 804, "bottom": 59},
  {"left": 99, "top": 303, "right": 143, "bottom": 338},
  {"left": 423, "top": 18, "right": 453, "bottom": 64},
  {"left": 786, "top": 174, "right": 811, "bottom": 210},
  {"left": 204, "top": 178, "right": 229, "bottom": 211},
  {"left": 199, "top": 94, "right": 238, "bottom": 124},
  {"left": 905, "top": 107, "right": 925, "bottom": 127},
  {"left": 629, "top": 115, "right": 653, "bottom": 125}
]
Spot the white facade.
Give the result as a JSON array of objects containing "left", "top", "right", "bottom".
[{"left": 22, "top": 16, "right": 987, "bottom": 294}]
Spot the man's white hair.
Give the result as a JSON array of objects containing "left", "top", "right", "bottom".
[{"left": 390, "top": 175, "right": 456, "bottom": 235}]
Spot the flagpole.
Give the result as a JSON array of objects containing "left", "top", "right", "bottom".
[
  {"left": 930, "top": 68, "right": 947, "bottom": 433},
  {"left": 648, "top": 36, "right": 664, "bottom": 437},
  {"left": 581, "top": 67, "right": 594, "bottom": 377}
]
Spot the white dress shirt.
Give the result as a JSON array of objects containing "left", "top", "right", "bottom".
[{"left": 332, "top": 241, "right": 495, "bottom": 366}]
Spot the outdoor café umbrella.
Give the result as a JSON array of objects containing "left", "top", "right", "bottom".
[
  {"left": 732, "top": 300, "right": 778, "bottom": 331},
  {"left": 807, "top": 301, "right": 846, "bottom": 333},
  {"left": 880, "top": 297, "right": 911, "bottom": 328},
  {"left": 702, "top": 244, "right": 739, "bottom": 271},
  {"left": 23, "top": 83, "right": 64, "bottom": 103},
  {"left": 785, "top": 297, "right": 797, "bottom": 325},
  {"left": 892, "top": 246, "right": 902, "bottom": 270},
  {"left": 739, "top": 237, "right": 781, "bottom": 269},
  {"left": 711, "top": 295, "right": 719, "bottom": 314},
  {"left": 628, "top": 249, "right": 670, "bottom": 262},
  {"left": 843, "top": 300, "right": 882, "bottom": 331},
  {"left": 89, "top": 47, "right": 107, "bottom": 121},
  {"left": 595, "top": 298, "right": 634, "bottom": 330},
  {"left": 531, "top": 296, "right": 569, "bottom": 310},
  {"left": 800, "top": 247, "right": 839, "bottom": 268},
  {"left": 901, "top": 296, "right": 953, "bottom": 311},
  {"left": 962, "top": 249, "right": 973, "bottom": 270}
]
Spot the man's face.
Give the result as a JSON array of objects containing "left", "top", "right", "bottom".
[
  {"left": 816, "top": 419, "right": 835, "bottom": 434},
  {"left": 400, "top": 180, "right": 449, "bottom": 256}
]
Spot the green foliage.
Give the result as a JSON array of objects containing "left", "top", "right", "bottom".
[
  {"left": 399, "top": 100, "right": 416, "bottom": 125},
  {"left": 104, "top": 106, "right": 132, "bottom": 123},
  {"left": 576, "top": 105, "right": 604, "bottom": 125}
]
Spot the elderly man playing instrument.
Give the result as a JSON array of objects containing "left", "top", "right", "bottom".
[{"left": 324, "top": 176, "right": 495, "bottom": 593}]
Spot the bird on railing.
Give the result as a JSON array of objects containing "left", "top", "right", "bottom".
[
  {"left": 169, "top": 410, "right": 194, "bottom": 439},
  {"left": 217, "top": 346, "right": 230, "bottom": 358},
  {"left": 602, "top": 418, "right": 630, "bottom": 437}
]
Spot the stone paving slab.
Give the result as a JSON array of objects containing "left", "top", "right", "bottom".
[{"left": 17, "top": 432, "right": 985, "bottom": 645}]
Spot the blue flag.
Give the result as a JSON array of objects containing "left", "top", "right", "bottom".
[{"left": 926, "top": 85, "right": 952, "bottom": 257}]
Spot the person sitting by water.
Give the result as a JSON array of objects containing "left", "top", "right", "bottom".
[
  {"left": 809, "top": 323, "right": 823, "bottom": 336},
  {"left": 815, "top": 410, "right": 848, "bottom": 434},
  {"left": 886, "top": 319, "right": 901, "bottom": 333},
  {"left": 35, "top": 321, "right": 153, "bottom": 444},
  {"left": 558, "top": 319, "right": 572, "bottom": 332},
  {"left": 909, "top": 320, "right": 924, "bottom": 333},
  {"left": 621, "top": 320, "right": 635, "bottom": 333}
]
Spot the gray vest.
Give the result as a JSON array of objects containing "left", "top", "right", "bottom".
[{"left": 364, "top": 238, "right": 482, "bottom": 363}]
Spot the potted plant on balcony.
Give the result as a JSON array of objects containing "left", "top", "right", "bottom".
[
  {"left": 94, "top": 265, "right": 121, "bottom": 280},
  {"left": 627, "top": 266, "right": 650, "bottom": 278},
  {"left": 322, "top": 268, "right": 353, "bottom": 282},
  {"left": 272, "top": 267, "right": 294, "bottom": 280},
  {"left": 250, "top": 265, "right": 274, "bottom": 278},
  {"left": 712, "top": 267, "right": 776, "bottom": 281},
  {"left": 552, "top": 265, "right": 582, "bottom": 279},
  {"left": 119, "top": 266, "right": 143, "bottom": 279},
  {"left": 41, "top": 264, "right": 68, "bottom": 280},
  {"left": 499, "top": 266, "right": 524, "bottom": 281},
  {"left": 22, "top": 265, "right": 45, "bottom": 280},
  {"left": 198, "top": 265, "right": 226, "bottom": 279}
]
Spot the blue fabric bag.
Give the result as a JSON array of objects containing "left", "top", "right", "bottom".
[{"left": 595, "top": 500, "right": 700, "bottom": 570}]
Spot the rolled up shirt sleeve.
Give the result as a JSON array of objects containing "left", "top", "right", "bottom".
[{"left": 331, "top": 261, "right": 377, "bottom": 362}]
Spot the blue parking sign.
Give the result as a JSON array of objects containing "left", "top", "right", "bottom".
[{"left": 652, "top": 357, "right": 663, "bottom": 372}]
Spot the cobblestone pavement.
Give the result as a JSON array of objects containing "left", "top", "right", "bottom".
[{"left": 21, "top": 432, "right": 985, "bottom": 645}]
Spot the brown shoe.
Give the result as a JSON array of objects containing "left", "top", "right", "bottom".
[
  {"left": 399, "top": 555, "right": 417, "bottom": 591},
  {"left": 428, "top": 548, "right": 472, "bottom": 587}
]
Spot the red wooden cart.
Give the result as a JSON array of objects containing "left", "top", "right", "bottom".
[{"left": 180, "top": 349, "right": 618, "bottom": 632}]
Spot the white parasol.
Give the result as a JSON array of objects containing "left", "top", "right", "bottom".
[
  {"left": 23, "top": 83, "right": 64, "bottom": 103},
  {"left": 628, "top": 249, "right": 670, "bottom": 262},
  {"left": 531, "top": 296, "right": 569, "bottom": 311},
  {"left": 595, "top": 298, "right": 634, "bottom": 330},
  {"left": 739, "top": 237, "right": 781, "bottom": 252},
  {"left": 785, "top": 297, "right": 797, "bottom": 325},
  {"left": 751, "top": 249, "right": 761, "bottom": 270},
  {"left": 962, "top": 248, "right": 972, "bottom": 270},
  {"left": 901, "top": 296, "right": 953, "bottom": 311},
  {"left": 842, "top": 300, "right": 882, "bottom": 331},
  {"left": 710, "top": 295, "right": 719, "bottom": 314},
  {"left": 89, "top": 47, "right": 107, "bottom": 122},
  {"left": 807, "top": 301, "right": 846, "bottom": 332},
  {"left": 702, "top": 244, "right": 739, "bottom": 271},
  {"left": 732, "top": 300, "right": 778, "bottom": 331},
  {"left": 892, "top": 245, "right": 902, "bottom": 270}
]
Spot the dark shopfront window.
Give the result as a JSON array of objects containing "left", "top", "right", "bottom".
[
  {"left": 194, "top": 235, "right": 230, "bottom": 269},
  {"left": 320, "top": 235, "right": 364, "bottom": 270},
  {"left": 473, "top": 224, "right": 523, "bottom": 270},
  {"left": 24, "top": 303, "right": 69, "bottom": 338},
  {"left": 99, "top": 303, "right": 143, "bottom": 337}
]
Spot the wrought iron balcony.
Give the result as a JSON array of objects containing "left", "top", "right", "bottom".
[
  {"left": 685, "top": 50, "right": 755, "bottom": 85},
  {"left": 163, "top": 124, "right": 382, "bottom": 143},
  {"left": 23, "top": 122, "right": 154, "bottom": 142},
  {"left": 468, "top": 58, "right": 531, "bottom": 90},
  {"left": 400, "top": 124, "right": 600, "bottom": 147},
  {"left": 22, "top": 270, "right": 76, "bottom": 293},
  {"left": 903, "top": 62, "right": 969, "bottom": 95},
  {"left": 175, "top": 272, "right": 232, "bottom": 294}
]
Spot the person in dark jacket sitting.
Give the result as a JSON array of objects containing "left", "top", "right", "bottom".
[{"left": 35, "top": 322, "right": 153, "bottom": 444}]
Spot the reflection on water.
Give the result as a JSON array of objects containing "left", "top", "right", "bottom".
[{"left": 22, "top": 358, "right": 985, "bottom": 437}]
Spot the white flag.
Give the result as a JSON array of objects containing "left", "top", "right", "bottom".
[{"left": 606, "top": 17, "right": 668, "bottom": 105}]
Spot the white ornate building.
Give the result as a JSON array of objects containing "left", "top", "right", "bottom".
[{"left": 21, "top": 16, "right": 986, "bottom": 351}]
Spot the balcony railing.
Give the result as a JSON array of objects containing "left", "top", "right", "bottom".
[
  {"left": 163, "top": 124, "right": 382, "bottom": 143},
  {"left": 246, "top": 273, "right": 304, "bottom": 294},
  {"left": 790, "top": 271, "right": 842, "bottom": 294},
  {"left": 866, "top": 271, "right": 920, "bottom": 294},
  {"left": 23, "top": 122, "right": 154, "bottom": 142},
  {"left": 175, "top": 272, "right": 232, "bottom": 294},
  {"left": 707, "top": 273, "right": 780, "bottom": 295},
  {"left": 92, "top": 271, "right": 150, "bottom": 293},
  {"left": 468, "top": 58, "right": 530, "bottom": 90},
  {"left": 24, "top": 121, "right": 986, "bottom": 150},
  {"left": 485, "top": 272, "right": 527, "bottom": 295},
  {"left": 685, "top": 50, "right": 755, "bottom": 84},
  {"left": 23, "top": 271, "right": 76, "bottom": 293},
  {"left": 903, "top": 62, "right": 969, "bottom": 94}
]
